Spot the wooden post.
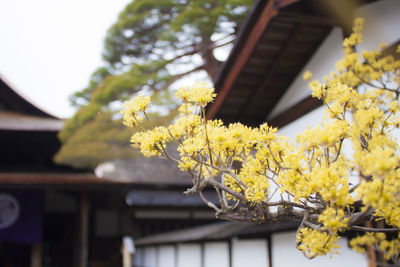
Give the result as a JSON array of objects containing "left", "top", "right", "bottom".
[
  {"left": 376, "top": 220, "right": 387, "bottom": 266},
  {"left": 365, "top": 221, "right": 377, "bottom": 267},
  {"left": 78, "top": 192, "right": 89, "bottom": 267},
  {"left": 31, "top": 243, "right": 42, "bottom": 267},
  {"left": 122, "top": 245, "right": 132, "bottom": 267},
  {"left": 122, "top": 236, "right": 134, "bottom": 267}
]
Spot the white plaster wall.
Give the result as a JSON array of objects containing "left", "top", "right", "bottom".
[
  {"left": 133, "top": 248, "right": 143, "bottom": 267},
  {"left": 143, "top": 246, "right": 157, "bottom": 267},
  {"left": 204, "top": 242, "right": 230, "bottom": 267},
  {"left": 269, "top": 0, "right": 400, "bottom": 120},
  {"left": 268, "top": 27, "right": 344, "bottom": 118},
  {"left": 158, "top": 245, "right": 175, "bottom": 267},
  {"left": 277, "top": 105, "right": 325, "bottom": 140},
  {"left": 355, "top": 0, "right": 400, "bottom": 51},
  {"left": 232, "top": 238, "right": 268, "bottom": 267},
  {"left": 176, "top": 243, "right": 202, "bottom": 267},
  {"left": 272, "top": 232, "right": 366, "bottom": 267}
]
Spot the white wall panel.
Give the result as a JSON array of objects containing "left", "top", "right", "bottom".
[
  {"left": 355, "top": 0, "right": 400, "bottom": 51},
  {"left": 204, "top": 242, "right": 229, "bottom": 267},
  {"left": 177, "top": 244, "right": 201, "bottom": 267},
  {"left": 158, "top": 245, "right": 175, "bottom": 267},
  {"left": 272, "top": 231, "right": 366, "bottom": 267},
  {"left": 232, "top": 239, "right": 268, "bottom": 267},
  {"left": 133, "top": 248, "right": 143, "bottom": 267},
  {"left": 143, "top": 246, "right": 157, "bottom": 267}
]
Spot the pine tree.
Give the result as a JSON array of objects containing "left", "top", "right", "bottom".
[{"left": 55, "top": 0, "right": 253, "bottom": 168}]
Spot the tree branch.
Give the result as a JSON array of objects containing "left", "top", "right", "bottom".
[
  {"left": 156, "top": 65, "right": 205, "bottom": 92},
  {"left": 351, "top": 225, "right": 400, "bottom": 233}
]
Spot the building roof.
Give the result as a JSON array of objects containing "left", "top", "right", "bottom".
[
  {"left": 0, "top": 111, "right": 63, "bottom": 131},
  {"left": 95, "top": 146, "right": 191, "bottom": 186},
  {"left": 0, "top": 76, "right": 63, "bottom": 131},
  {"left": 125, "top": 189, "right": 218, "bottom": 207},
  {"left": 0, "top": 76, "right": 58, "bottom": 119},
  {"left": 0, "top": 76, "right": 79, "bottom": 174},
  {"left": 207, "top": 0, "right": 378, "bottom": 127},
  {"left": 135, "top": 220, "right": 299, "bottom": 246}
]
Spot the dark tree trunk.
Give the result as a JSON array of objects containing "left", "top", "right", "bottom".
[{"left": 200, "top": 38, "right": 222, "bottom": 81}]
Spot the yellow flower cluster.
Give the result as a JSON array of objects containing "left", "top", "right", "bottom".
[
  {"left": 342, "top": 17, "right": 364, "bottom": 49},
  {"left": 130, "top": 126, "right": 170, "bottom": 157},
  {"left": 177, "top": 103, "right": 194, "bottom": 114},
  {"left": 121, "top": 95, "right": 151, "bottom": 127},
  {"left": 175, "top": 82, "right": 216, "bottom": 107},
  {"left": 297, "top": 228, "right": 340, "bottom": 258},
  {"left": 350, "top": 233, "right": 400, "bottom": 261},
  {"left": 122, "top": 18, "right": 400, "bottom": 260},
  {"left": 318, "top": 208, "right": 349, "bottom": 233}
]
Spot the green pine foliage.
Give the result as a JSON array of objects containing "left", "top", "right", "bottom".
[{"left": 56, "top": 0, "right": 253, "bottom": 169}]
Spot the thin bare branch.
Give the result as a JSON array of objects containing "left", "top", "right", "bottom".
[{"left": 351, "top": 225, "right": 400, "bottom": 233}]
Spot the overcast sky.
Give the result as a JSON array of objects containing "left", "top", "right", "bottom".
[{"left": 0, "top": 0, "right": 131, "bottom": 118}]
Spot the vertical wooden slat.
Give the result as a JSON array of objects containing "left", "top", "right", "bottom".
[
  {"left": 174, "top": 243, "right": 179, "bottom": 267},
  {"left": 200, "top": 242, "right": 205, "bottom": 267},
  {"left": 228, "top": 239, "right": 233, "bottom": 267},
  {"left": 30, "top": 243, "right": 42, "bottom": 267},
  {"left": 156, "top": 245, "right": 160, "bottom": 267},
  {"left": 267, "top": 236, "right": 272, "bottom": 267},
  {"left": 78, "top": 192, "right": 89, "bottom": 267}
]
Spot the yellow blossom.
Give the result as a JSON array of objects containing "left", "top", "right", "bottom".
[
  {"left": 121, "top": 95, "right": 151, "bottom": 127},
  {"left": 303, "top": 70, "right": 312, "bottom": 81},
  {"left": 297, "top": 228, "right": 340, "bottom": 258},
  {"left": 175, "top": 82, "right": 216, "bottom": 107}
]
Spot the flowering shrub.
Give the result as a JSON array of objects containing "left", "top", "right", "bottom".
[{"left": 122, "top": 18, "right": 400, "bottom": 262}]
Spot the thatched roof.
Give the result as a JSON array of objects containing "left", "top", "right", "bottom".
[{"left": 95, "top": 157, "right": 191, "bottom": 186}]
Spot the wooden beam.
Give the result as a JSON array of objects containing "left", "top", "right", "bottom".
[
  {"left": 276, "top": 12, "right": 338, "bottom": 26},
  {"left": 207, "top": 0, "right": 299, "bottom": 120},
  {"left": 237, "top": 23, "right": 302, "bottom": 121},
  {"left": 0, "top": 172, "right": 124, "bottom": 185},
  {"left": 272, "top": 0, "right": 299, "bottom": 8}
]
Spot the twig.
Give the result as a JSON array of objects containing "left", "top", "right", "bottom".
[
  {"left": 199, "top": 191, "right": 220, "bottom": 212},
  {"left": 205, "top": 178, "right": 246, "bottom": 202},
  {"left": 351, "top": 225, "right": 400, "bottom": 233}
]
